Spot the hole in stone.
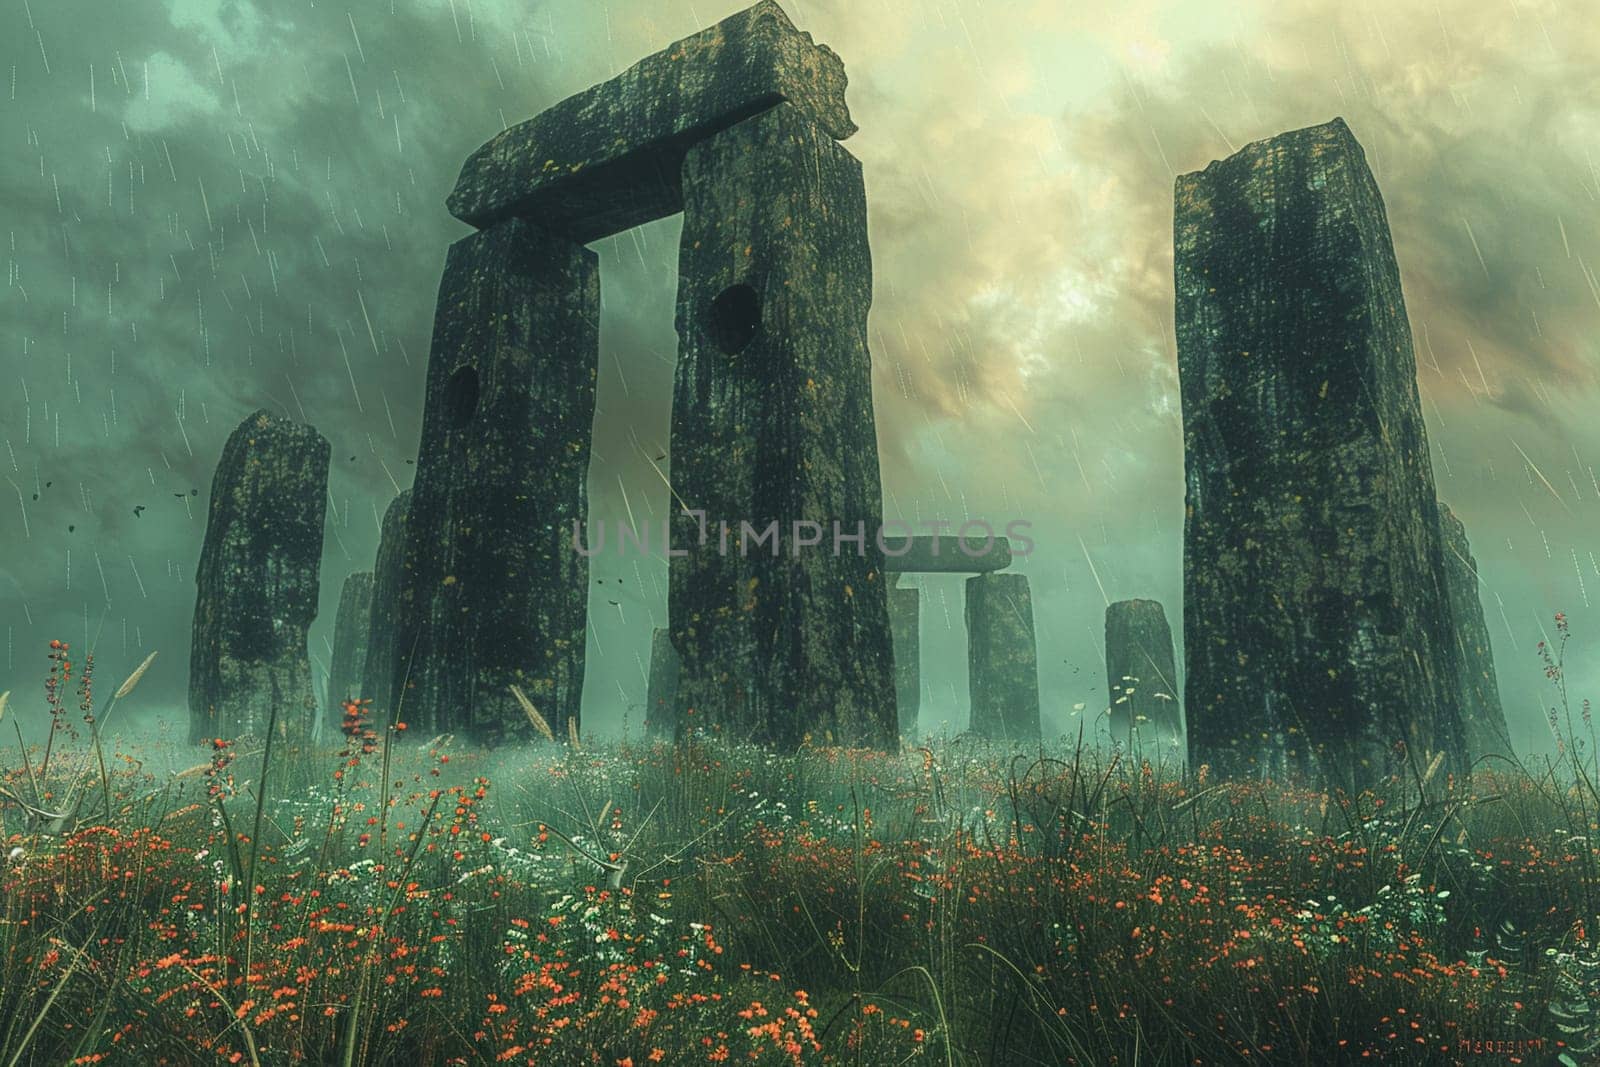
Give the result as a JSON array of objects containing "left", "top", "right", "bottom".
[
  {"left": 445, "top": 366, "right": 480, "bottom": 428},
  {"left": 706, "top": 283, "right": 762, "bottom": 355}
]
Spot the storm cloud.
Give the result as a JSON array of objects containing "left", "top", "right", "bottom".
[{"left": 1, "top": 0, "right": 1595, "bottom": 753}]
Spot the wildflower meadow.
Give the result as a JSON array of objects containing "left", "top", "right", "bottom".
[{"left": 3, "top": 621, "right": 1599, "bottom": 1065}]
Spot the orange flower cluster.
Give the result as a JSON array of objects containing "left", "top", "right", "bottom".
[{"left": 340, "top": 698, "right": 379, "bottom": 757}]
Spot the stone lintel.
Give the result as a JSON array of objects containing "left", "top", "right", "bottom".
[
  {"left": 881, "top": 535, "right": 1012, "bottom": 573},
  {"left": 448, "top": 1, "right": 856, "bottom": 241}
]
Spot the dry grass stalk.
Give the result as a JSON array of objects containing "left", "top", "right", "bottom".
[
  {"left": 114, "top": 652, "right": 159, "bottom": 699},
  {"left": 1421, "top": 750, "right": 1445, "bottom": 788},
  {"left": 567, "top": 716, "right": 580, "bottom": 750},
  {"left": 509, "top": 685, "right": 554, "bottom": 742},
  {"left": 0, "top": 691, "right": 9, "bottom": 726}
]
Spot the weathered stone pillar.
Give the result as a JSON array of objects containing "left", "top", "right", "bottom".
[
  {"left": 188, "top": 410, "right": 329, "bottom": 744},
  {"left": 326, "top": 571, "right": 374, "bottom": 720},
  {"left": 1175, "top": 118, "right": 1466, "bottom": 784},
  {"left": 645, "top": 627, "right": 682, "bottom": 739},
  {"left": 965, "top": 573, "right": 1041, "bottom": 742},
  {"left": 1105, "top": 599, "right": 1182, "bottom": 759},
  {"left": 888, "top": 582, "right": 920, "bottom": 738},
  {"left": 669, "top": 102, "right": 896, "bottom": 749},
  {"left": 1438, "top": 503, "right": 1513, "bottom": 764},
  {"left": 394, "top": 219, "right": 599, "bottom": 742},
  {"left": 361, "top": 489, "right": 410, "bottom": 723}
]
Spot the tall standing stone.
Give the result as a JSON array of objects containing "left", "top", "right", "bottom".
[
  {"left": 1105, "top": 599, "right": 1182, "bottom": 759},
  {"left": 361, "top": 490, "right": 411, "bottom": 723},
  {"left": 394, "top": 219, "right": 598, "bottom": 742},
  {"left": 645, "top": 628, "right": 682, "bottom": 738},
  {"left": 1175, "top": 118, "right": 1466, "bottom": 784},
  {"left": 188, "top": 410, "right": 330, "bottom": 744},
  {"left": 1438, "top": 503, "right": 1513, "bottom": 763},
  {"left": 326, "top": 572, "right": 374, "bottom": 722},
  {"left": 668, "top": 101, "right": 896, "bottom": 749},
  {"left": 888, "top": 582, "right": 920, "bottom": 737},
  {"left": 965, "top": 573, "right": 1041, "bottom": 742}
]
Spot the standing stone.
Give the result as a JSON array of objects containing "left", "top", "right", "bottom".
[
  {"left": 361, "top": 490, "right": 411, "bottom": 723},
  {"left": 645, "top": 628, "right": 682, "bottom": 739},
  {"left": 327, "top": 571, "right": 374, "bottom": 720},
  {"left": 888, "top": 582, "right": 920, "bottom": 737},
  {"left": 1105, "top": 599, "right": 1182, "bottom": 759},
  {"left": 669, "top": 101, "right": 896, "bottom": 749},
  {"left": 394, "top": 219, "right": 598, "bottom": 742},
  {"left": 965, "top": 573, "right": 1041, "bottom": 742},
  {"left": 188, "top": 410, "right": 330, "bottom": 744},
  {"left": 1175, "top": 118, "right": 1466, "bottom": 785},
  {"left": 1438, "top": 503, "right": 1513, "bottom": 763}
]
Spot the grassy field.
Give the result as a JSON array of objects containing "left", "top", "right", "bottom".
[{"left": 2, "top": 641, "right": 1598, "bottom": 1065}]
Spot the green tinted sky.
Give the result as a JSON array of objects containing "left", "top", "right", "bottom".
[{"left": 1, "top": 0, "right": 1596, "bottom": 754}]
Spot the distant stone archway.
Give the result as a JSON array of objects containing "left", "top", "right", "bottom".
[{"left": 648, "top": 533, "right": 1044, "bottom": 745}]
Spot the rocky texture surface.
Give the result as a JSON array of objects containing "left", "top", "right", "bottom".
[
  {"left": 361, "top": 490, "right": 411, "bottom": 723},
  {"left": 965, "top": 573, "right": 1041, "bottom": 743},
  {"left": 1175, "top": 117, "right": 1466, "bottom": 785},
  {"left": 394, "top": 219, "right": 598, "bottom": 742},
  {"left": 881, "top": 535, "right": 1012, "bottom": 573},
  {"left": 326, "top": 571, "right": 374, "bottom": 721},
  {"left": 1105, "top": 599, "right": 1182, "bottom": 760},
  {"left": 448, "top": 1, "right": 855, "bottom": 240},
  {"left": 888, "top": 582, "right": 921, "bottom": 737},
  {"left": 668, "top": 102, "right": 896, "bottom": 749},
  {"left": 188, "top": 410, "right": 330, "bottom": 744},
  {"left": 1438, "top": 503, "right": 1513, "bottom": 763},
  {"left": 645, "top": 628, "right": 682, "bottom": 739}
]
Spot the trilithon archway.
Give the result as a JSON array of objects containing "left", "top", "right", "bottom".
[
  {"left": 387, "top": 2, "right": 897, "bottom": 748},
  {"left": 647, "top": 535, "right": 1044, "bottom": 745}
]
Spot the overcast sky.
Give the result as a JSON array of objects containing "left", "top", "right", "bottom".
[{"left": 1, "top": 0, "right": 1596, "bottom": 753}]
